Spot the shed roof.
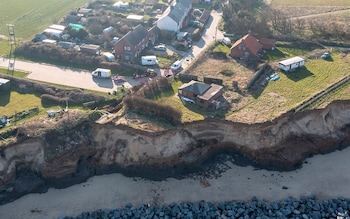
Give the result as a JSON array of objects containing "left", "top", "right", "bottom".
[
  {"left": 123, "top": 24, "right": 149, "bottom": 47},
  {"left": 80, "top": 44, "right": 100, "bottom": 50},
  {"left": 279, "top": 56, "right": 305, "bottom": 66},
  {"left": 0, "top": 78, "right": 10, "bottom": 85},
  {"left": 126, "top": 14, "right": 144, "bottom": 21}
]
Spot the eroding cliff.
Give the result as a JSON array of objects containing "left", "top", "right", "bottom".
[{"left": 0, "top": 100, "right": 350, "bottom": 205}]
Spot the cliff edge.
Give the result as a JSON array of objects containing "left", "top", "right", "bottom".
[{"left": 0, "top": 100, "right": 350, "bottom": 205}]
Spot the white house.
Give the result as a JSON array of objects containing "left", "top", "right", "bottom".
[
  {"left": 156, "top": 0, "right": 192, "bottom": 34},
  {"left": 279, "top": 56, "right": 305, "bottom": 72}
]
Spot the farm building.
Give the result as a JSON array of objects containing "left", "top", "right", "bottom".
[
  {"left": 43, "top": 28, "right": 63, "bottom": 39},
  {"left": 178, "top": 80, "right": 224, "bottom": 109},
  {"left": 279, "top": 56, "right": 305, "bottom": 72},
  {"left": 259, "top": 38, "right": 276, "bottom": 50},
  {"left": 79, "top": 44, "right": 101, "bottom": 55},
  {"left": 0, "top": 78, "right": 10, "bottom": 93}
]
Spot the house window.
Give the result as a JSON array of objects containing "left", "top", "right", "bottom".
[
  {"left": 124, "top": 46, "right": 131, "bottom": 51},
  {"left": 200, "top": 99, "right": 204, "bottom": 103},
  {"left": 178, "top": 90, "right": 182, "bottom": 94}
]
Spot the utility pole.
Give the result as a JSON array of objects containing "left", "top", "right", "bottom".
[{"left": 7, "top": 24, "right": 16, "bottom": 75}]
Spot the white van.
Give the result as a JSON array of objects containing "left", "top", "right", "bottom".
[
  {"left": 171, "top": 60, "right": 182, "bottom": 71},
  {"left": 103, "top": 52, "right": 115, "bottom": 62},
  {"left": 141, "top": 56, "right": 158, "bottom": 66},
  {"left": 91, "top": 68, "right": 112, "bottom": 78}
]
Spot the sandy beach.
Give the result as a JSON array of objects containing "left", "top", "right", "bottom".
[{"left": 1, "top": 146, "right": 350, "bottom": 219}]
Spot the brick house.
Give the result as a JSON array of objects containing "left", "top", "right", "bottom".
[
  {"left": 230, "top": 33, "right": 263, "bottom": 60},
  {"left": 114, "top": 24, "right": 153, "bottom": 63},
  {"left": 178, "top": 80, "right": 224, "bottom": 108}
]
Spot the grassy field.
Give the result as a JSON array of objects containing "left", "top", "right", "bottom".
[
  {"left": 270, "top": 0, "right": 350, "bottom": 6},
  {"left": 226, "top": 51, "right": 350, "bottom": 122},
  {"left": 0, "top": 0, "right": 89, "bottom": 40}
]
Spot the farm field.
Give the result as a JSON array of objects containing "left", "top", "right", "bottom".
[
  {"left": 0, "top": 0, "right": 89, "bottom": 40},
  {"left": 270, "top": 0, "right": 350, "bottom": 6}
]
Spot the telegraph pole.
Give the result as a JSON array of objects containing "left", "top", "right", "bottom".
[{"left": 7, "top": 24, "right": 16, "bottom": 75}]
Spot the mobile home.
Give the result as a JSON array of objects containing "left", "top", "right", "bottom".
[{"left": 279, "top": 56, "right": 305, "bottom": 72}]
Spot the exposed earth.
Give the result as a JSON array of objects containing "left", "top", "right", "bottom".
[{"left": 1, "top": 98, "right": 350, "bottom": 207}]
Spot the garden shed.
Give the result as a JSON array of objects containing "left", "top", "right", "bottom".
[
  {"left": 79, "top": 44, "right": 101, "bottom": 55},
  {"left": 279, "top": 56, "right": 305, "bottom": 72},
  {"left": 0, "top": 78, "right": 10, "bottom": 92}
]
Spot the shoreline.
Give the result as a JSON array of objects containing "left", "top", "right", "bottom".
[{"left": 1, "top": 146, "right": 350, "bottom": 219}]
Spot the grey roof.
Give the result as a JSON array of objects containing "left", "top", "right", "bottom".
[
  {"left": 168, "top": 0, "right": 191, "bottom": 24},
  {"left": 279, "top": 56, "right": 305, "bottom": 66},
  {"left": 123, "top": 24, "right": 149, "bottom": 47},
  {"left": 149, "top": 25, "right": 160, "bottom": 35},
  {"left": 179, "top": 80, "right": 211, "bottom": 95}
]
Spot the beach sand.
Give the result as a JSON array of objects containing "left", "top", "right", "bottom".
[{"left": 1, "top": 147, "right": 350, "bottom": 219}]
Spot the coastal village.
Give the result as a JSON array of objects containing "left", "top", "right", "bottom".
[{"left": 1, "top": 0, "right": 350, "bottom": 218}]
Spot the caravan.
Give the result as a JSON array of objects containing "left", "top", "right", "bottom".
[
  {"left": 141, "top": 56, "right": 158, "bottom": 66},
  {"left": 103, "top": 52, "right": 115, "bottom": 62}
]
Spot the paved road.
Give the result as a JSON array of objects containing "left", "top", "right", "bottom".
[
  {"left": 0, "top": 10, "right": 223, "bottom": 92},
  {"left": 181, "top": 10, "right": 224, "bottom": 69}
]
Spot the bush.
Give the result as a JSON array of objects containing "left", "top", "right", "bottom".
[
  {"left": 41, "top": 94, "right": 65, "bottom": 105},
  {"left": 123, "top": 95, "right": 182, "bottom": 125}
]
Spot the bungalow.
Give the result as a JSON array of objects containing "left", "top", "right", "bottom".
[
  {"left": 114, "top": 24, "right": 150, "bottom": 62},
  {"left": 178, "top": 80, "right": 224, "bottom": 109},
  {"left": 279, "top": 56, "right": 305, "bottom": 72},
  {"left": 156, "top": 0, "right": 192, "bottom": 36},
  {"left": 230, "top": 33, "right": 263, "bottom": 60}
]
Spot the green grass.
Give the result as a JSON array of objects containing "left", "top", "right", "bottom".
[
  {"left": 271, "top": 0, "right": 350, "bottom": 6},
  {"left": 213, "top": 43, "right": 230, "bottom": 53},
  {"left": 155, "top": 80, "right": 205, "bottom": 122},
  {"left": 0, "top": 40, "right": 11, "bottom": 56},
  {"left": 262, "top": 46, "right": 311, "bottom": 62},
  {"left": 229, "top": 52, "right": 350, "bottom": 120},
  {"left": 0, "top": 0, "right": 89, "bottom": 40},
  {"left": 0, "top": 68, "right": 29, "bottom": 78},
  {"left": 0, "top": 90, "right": 52, "bottom": 117}
]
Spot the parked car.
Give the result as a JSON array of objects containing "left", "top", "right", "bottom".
[
  {"left": 154, "top": 44, "right": 166, "bottom": 51},
  {"left": 321, "top": 52, "right": 330, "bottom": 59}
]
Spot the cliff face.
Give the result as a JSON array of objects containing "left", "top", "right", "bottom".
[{"left": 1, "top": 100, "right": 350, "bottom": 204}]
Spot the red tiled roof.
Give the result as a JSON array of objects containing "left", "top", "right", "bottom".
[
  {"left": 230, "top": 34, "right": 263, "bottom": 57},
  {"left": 259, "top": 38, "right": 276, "bottom": 49}
]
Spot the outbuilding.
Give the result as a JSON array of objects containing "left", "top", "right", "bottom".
[
  {"left": 0, "top": 78, "right": 10, "bottom": 93},
  {"left": 79, "top": 44, "right": 101, "bottom": 56},
  {"left": 278, "top": 56, "right": 305, "bottom": 72}
]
